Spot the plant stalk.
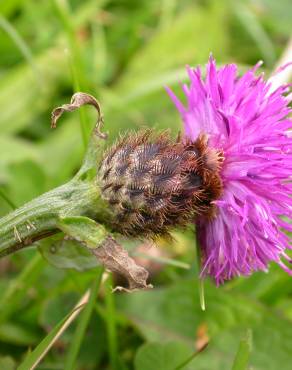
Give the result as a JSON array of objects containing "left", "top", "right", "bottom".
[{"left": 0, "top": 179, "right": 109, "bottom": 258}]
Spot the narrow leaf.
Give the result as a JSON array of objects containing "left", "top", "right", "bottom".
[
  {"left": 0, "top": 254, "right": 45, "bottom": 323},
  {"left": 232, "top": 329, "right": 252, "bottom": 370},
  {"left": 17, "top": 291, "right": 90, "bottom": 370},
  {"left": 64, "top": 268, "right": 103, "bottom": 370}
]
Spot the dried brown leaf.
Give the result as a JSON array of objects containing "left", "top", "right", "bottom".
[
  {"left": 91, "top": 236, "right": 152, "bottom": 291},
  {"left": 51, "top": 92, "right": 107, "bottom": 138}
]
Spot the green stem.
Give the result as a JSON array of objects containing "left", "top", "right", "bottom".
[
  {"left": 195, "top": 230, "right": 206, "bottom": 311},
  {"left": 0, "top": 179, "right": 105, "bottom": 258},
  {"left": 0, "top": 91, "right": 108, "bottom": 260},
  {"left": 174, "top": 349, "right": 201, "bottom": 370},
  {"left": 105, "top": 274, "right": 119, "bottom": 370},
  {"left": 52, "top": 0, "right": 90, "bottom": 147}
]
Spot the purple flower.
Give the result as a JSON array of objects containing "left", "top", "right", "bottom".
[{"left": 166, "top": 56, "right": 292, "bottom": 284}]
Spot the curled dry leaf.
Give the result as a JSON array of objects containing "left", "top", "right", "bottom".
[
  {"left": 51, "top": 92, "right": 107, "bottom": 138},
  {"left": 91, "top": 236, "right": 152, "bottom": 291}
]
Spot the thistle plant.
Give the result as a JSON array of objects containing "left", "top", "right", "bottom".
[{"left": 0, "top": 58, "right": 291, "bottom": 290}]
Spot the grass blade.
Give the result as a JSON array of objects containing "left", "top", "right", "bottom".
[
  {"left": 105, "top": 274, "right": 119, "bottom": 370},
  {"left": 51, "top": 0, "right": 90, "bottom": 147},
  {"left": 64, "top": 267, "right": 103, "bottom": 370},
  {"left": 0, "top": 254, "right": 45, "bottom": 323},
  {"left": 0, "top": 188, "right": 16, "bottom": 210},
  {"left": 0, "top": 15, "right": 40, "bottom": 82},
  {"left": 132, "top": 251, "right": 190, "bottom": 270},
  {"left": 232, "top": 329, "right": 252, "bottom": 370},
  {"left": 233, "top": 3, "right": 276, "bottom": 67},
  {"left": 195, "top": 232, "right": 205, "bottom": 311},
  {"left": 17, "top": 290, "right": 91, "bottom": 370},
  {"left": 174, "top": 349, "right": 204, "bottom": 370}
]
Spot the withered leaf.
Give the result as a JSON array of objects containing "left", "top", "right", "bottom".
[
  {"left": 51, "top": 92, "right": 107, "bottom": 138},
  {"left": 91, "top": 236, "right": 152, "bottom": 291}
]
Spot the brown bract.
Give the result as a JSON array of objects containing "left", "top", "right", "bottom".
[{"left": 98, "top": 130, "right": 223, "bottom": 239}]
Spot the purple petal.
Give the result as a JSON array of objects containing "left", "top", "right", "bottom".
[{"left": 167, "top": 55, "right": 292, "bottom": 283}]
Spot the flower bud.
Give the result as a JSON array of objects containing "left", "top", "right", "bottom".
[{"left": 98, "top": 130, "right": 223, "bottom": 239}]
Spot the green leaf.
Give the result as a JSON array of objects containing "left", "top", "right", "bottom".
[
  {"left": 0, "top": 356, "right": 15, "bottom": 370},
  {"left": 134, "top": 342, "right": 195, "bottom": 370},
  {"left": 228, "top": 265, "right": 292, "bottom": 306},
  {"left": 39, "top": 234, "right": 99, "bottom": 271},
  {"left": 0, "top": 322, "right": 39, "bottom": 346},
  {"left": 117, "top": 278, "right": 292, "bottom": 369},
  {"left": 232, "top": 329, "right": 252, "bottom": 370},
  {"left": 57, "top": 216, "right": 108, "bottom": 248}
]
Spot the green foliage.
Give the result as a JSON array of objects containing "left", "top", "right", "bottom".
[
  {"left": 57, "top": 216, "right": 108, "bottom": 248},
  {"left": 0, "top": 0, "right": 291, "bottom": 369},
  {"left": 232, "top": 329, "right": 252, "bottom": 370},
  {"left": 134, "top": 342, "right": 196, "bottom": 370},
  {"left": 18, "top": 291, "right": 88, "bottom": 370},
  {"left": 39, "top": 234, "right": 99, "bottom": 271},
  {"left": 64, "top": 268, "right": 103, "bottom": 370},
  {"left": 117, "top": 278, "right": 292, "bottom": 369}
]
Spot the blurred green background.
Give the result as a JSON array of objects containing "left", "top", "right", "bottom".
[{"left": 0, "top": 0, "right": 291, "bottom": 369}]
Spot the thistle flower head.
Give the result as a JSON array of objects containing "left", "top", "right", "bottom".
[
  {"left": 167, "top": 56, "right": 292, "bottom": 284},
  {"left": 99, "top": 130, "right": 222, "bottom": 238}
]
